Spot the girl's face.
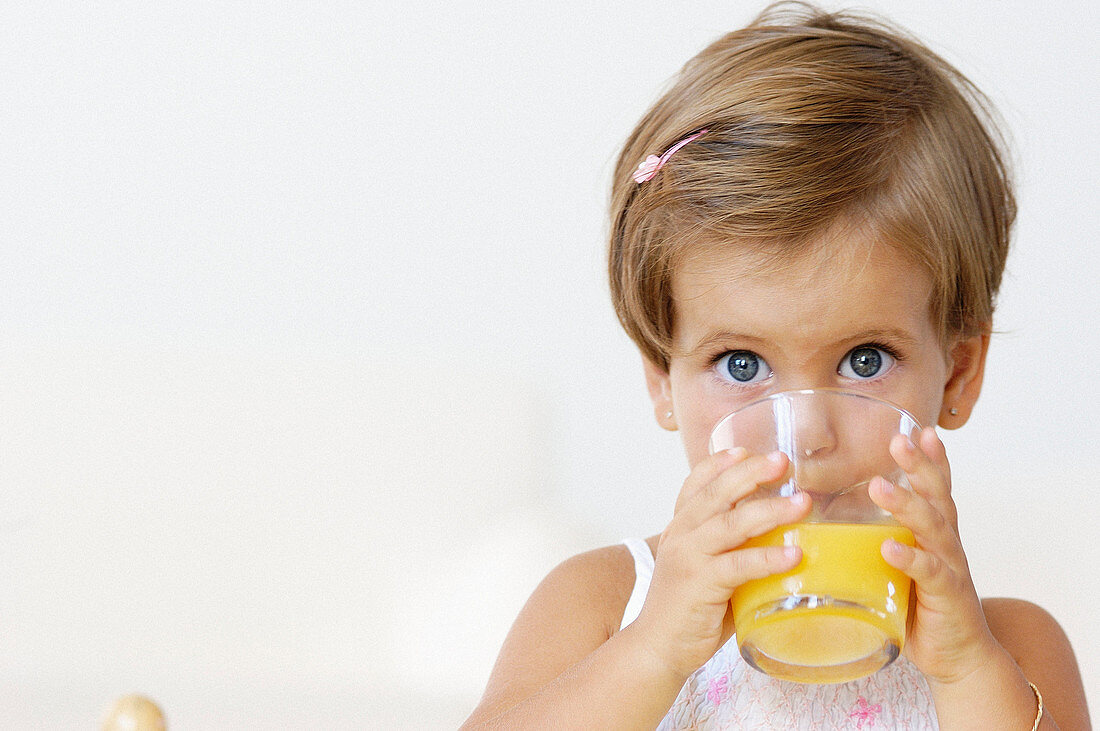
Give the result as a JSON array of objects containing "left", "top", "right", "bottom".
[{"left": 644, "top": 228, "right": 989, "bottom": 468}]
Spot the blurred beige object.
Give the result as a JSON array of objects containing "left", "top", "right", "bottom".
[{"left": 101, "top": 694, "right": 166, "bottom": 731}]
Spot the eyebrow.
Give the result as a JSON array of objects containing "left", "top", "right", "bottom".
[
  {"left": 677, "top": 327, "right": 922, "bottom": 358},
  {"left": 677, "top": 330, "right": 767, "bottom": 358}
]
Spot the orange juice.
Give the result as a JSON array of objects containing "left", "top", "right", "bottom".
[{"left": 732, "top": 522, "right": 914, "bottom": 684}]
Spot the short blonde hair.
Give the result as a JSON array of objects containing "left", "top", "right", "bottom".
[{"left": 609, "top": 2, "right": 1015, "bottom": 370}]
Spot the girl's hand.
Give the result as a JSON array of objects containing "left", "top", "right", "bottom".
[
  {"left": 869, "top": 426, "right": 1001, "bottom": 684},
  {"left": 633, "top": 447, "right": 812, "bottom": 679}
]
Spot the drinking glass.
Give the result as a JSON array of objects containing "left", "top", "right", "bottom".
[{"left": 709, "top": 388, "right": 920, "bottom": 684}]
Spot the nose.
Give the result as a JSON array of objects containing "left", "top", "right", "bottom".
[
  {"left": 797, "top": 399, "right": 838, "bottom": 461},
  {"left": 774, "top": 394, "right": 838, "bottom": 461}
]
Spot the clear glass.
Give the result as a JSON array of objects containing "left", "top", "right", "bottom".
[{"left": 708, "top": 388, "right": 920, "bottom": 684}]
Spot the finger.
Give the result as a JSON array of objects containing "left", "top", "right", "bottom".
[
  {"left": 712, "top": 544, "right": 803, "bottom": 592},
  {"left": 675, "top": 451, "right": 789, "bottom": 530},
  {"left": 889, "top": 430, "right": 946, "bottom": 498},
  {"left": 881, "top": 537, "right": 967, "bottom": 602},
  {"left": 917, "top": 427, "right": 959, "bottom": 529},
  {"left": 919, "top": 427, "right": 951, "bottom": 483},
  {"left": 674, "top": 447, "right": 750, "bottom": 514},
  {"left": 889, "top": 429, "right": 958, "bottom": 529},
  {"left": 868, "top": 476, "right": 966, "bottom": 574},
  {"left": 698, "top": 491, "right": 811, "bottom": 556}
]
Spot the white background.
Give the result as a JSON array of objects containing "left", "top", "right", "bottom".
[{"left": 1, "top": 0, "right": 1097, "bottom": 727}]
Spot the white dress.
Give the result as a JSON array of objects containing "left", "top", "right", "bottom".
[{"left": 620, "top": 538, "right": 939, "bottom": 730}]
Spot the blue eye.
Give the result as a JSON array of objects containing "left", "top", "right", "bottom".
[
  {"left": 716, "top": 350, "right": 772, "bottom": 384},
  {"left": 839, "top": 346, "right": 895, "bottom": 379}
]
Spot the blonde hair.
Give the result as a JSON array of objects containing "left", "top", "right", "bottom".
[{"left": 609, "top": 2, "right": 1015, "bottom": 370}]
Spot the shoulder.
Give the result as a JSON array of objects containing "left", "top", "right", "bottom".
[
  {"left": 982, "top": 597, "right": 1091, "bottom": 730},
  {"left": 530, "top": 542, "right": 641, "bottom": 637},
  {"left": 982, "top": 596, "right": 1073, "bottom": 662},
  {"left": 506, "top": 538, "right": 655, "bottom": 651},
  {"left": 469, "top": 541, "right": 649, "bottom": 717}
]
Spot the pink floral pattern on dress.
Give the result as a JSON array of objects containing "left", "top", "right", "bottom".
[
  {"left": 706, "top": 675, "right": 729, "bottom": 705},
  {"left": 849, "top": 696, "right": 883, "bottom": 729}
]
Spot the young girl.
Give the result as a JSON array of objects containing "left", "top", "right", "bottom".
[{"left": 462, "top": 4, "right": 1090, "bottom": 729}]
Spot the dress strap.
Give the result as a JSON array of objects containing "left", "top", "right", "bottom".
[{"left": 620, "top": 538, "right": 655, "bottom": 630}]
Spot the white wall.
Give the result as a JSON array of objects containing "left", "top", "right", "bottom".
[{"left": 1, "top": 0, "right": 1096, "bottom": 726}]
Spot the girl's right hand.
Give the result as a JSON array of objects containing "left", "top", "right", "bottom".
[{"left": 632, "top": 447, "right": 812, "bottom": 679}]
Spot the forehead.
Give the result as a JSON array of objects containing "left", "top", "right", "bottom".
[{"left": 670, "top": 233, "right": 938, "bottom": 353}]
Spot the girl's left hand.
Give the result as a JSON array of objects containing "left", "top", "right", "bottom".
[{"left": 868, "top": 426, "right": 1001, "bottom": 685}]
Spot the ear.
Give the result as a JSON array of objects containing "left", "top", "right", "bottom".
[
  {"left": 937, "top": 327, "right": 991, "bottom": 429},
  {"left": 642, "top": 356, "right": 678, "bottom": 431}
]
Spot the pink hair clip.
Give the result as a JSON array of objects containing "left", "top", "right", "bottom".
[{"left": 632, "top": 128, "right": 709, "bottom": 184}]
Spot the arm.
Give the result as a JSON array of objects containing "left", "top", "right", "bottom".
[
  {"left": 870, "top": 428, "right": 1091, "bottom": 731},
  {"left": 912, "top": 598, "right": 1089, "bottom": 731},
  {"left": 461, "top": 448, "right": 810, "bottom": 729},
  {"left": 978, "top": 598, "right": 1090, "bottom": 731},
  {"left": 459, "top": 547, "right": 687, "bottom": 730}
]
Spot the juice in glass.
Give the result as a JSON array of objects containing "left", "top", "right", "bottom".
[{"left": 732, "top": 521, "right": 914, "bottom": 684}]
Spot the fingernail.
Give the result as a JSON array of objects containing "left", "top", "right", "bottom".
[
  {"left": 724, "top": 447, "right": 748, "bottom": 459},
  {"left": 783, "top": 546, "right": 801, "bottom": 561},
  {"left": 872, "top": 476, "right": 895, "bottom": 497},
  {"left": 789, "top": 491, "right": 808, "bottom": 505},
  {"left": 767, "top": 451, "right": 786, "bottom": 465}
]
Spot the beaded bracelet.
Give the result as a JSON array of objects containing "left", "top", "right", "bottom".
[{"left": 1029, "top": 681, "right": 1044, "bottom": 731}]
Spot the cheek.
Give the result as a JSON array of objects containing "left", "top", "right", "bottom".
[
  {"left": 681, "top": 424, "right": 711, "bottom": 468},
  {"left": 679, "top": 404, "right": 738, "bottom": 468},
  {"left": 898, "top": 374, "right": 948, "bottom": 427},
  {"left": 670, "top": 367, "right": 770, "bottom": 465}
]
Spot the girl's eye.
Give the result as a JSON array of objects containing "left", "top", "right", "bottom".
[
  {"left": 716, "top": 350, "right": 772, "bottom": 384},
  {"left": 839, "top": 346, "right": 895, "bottom": 379}
]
